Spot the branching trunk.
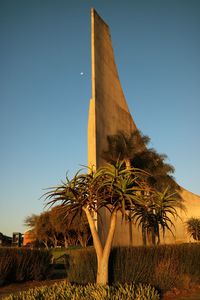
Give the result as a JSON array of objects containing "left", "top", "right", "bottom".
[
  {"left": 83, "top": 206, "right": 117, "bottom": 285},
  {"left": 63, "top": 235, "right": 69, "bottom": 248},
  {"left": 97, "top": 209, "right": 117, "bottom": 284},
  {"left": 77, "top": 232, "right": 91, "bottom": 248},
  {"left": 82, "top": 206, "right": 103, "bottom": 259},
  {"left": 42, "top": 240, "right": 49, "bottom": 249},
  {"left": 53, "top": 234, "right": 58, "bottom": 247},
  {"left": 49, "top": 234, "right": 58, "bottom": 248},
  {"left": 157, "top": 229, "right": 160, "bottom": 245}
]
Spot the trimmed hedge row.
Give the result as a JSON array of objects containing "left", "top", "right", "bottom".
[
  {"left": 59, "top": 243, "right": 200, "bottom": 292},
  {"left": 59, "top": 247, "right": 96, "bottom": 284},
  {"left": 0, "top": 248, "right": 52, "bottom": 284},
  {"left": 109, "top": 244, "right": 200, "bottom": 291},
  {"left": 2, "top": 281, "right": 160, "bottom": 300}
]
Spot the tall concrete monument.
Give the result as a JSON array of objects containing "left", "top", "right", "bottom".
[
  {"left": 88, "top": 8, "right": 200, "bottom": 246},
  {"left": 88, "top": 9, "right": 137, "bottom": 170}
]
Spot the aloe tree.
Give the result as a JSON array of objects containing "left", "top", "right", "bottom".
[
  {"left": 45, "top": 161, "right": 149, "bottom": 285},
  {"left": 186, "top": 217, "right": 200, "bottom": 241},
  {"left": 132, "top": 188, "right": 185, "bottom": 245}
]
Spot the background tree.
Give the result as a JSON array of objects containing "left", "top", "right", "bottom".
[
  {"left": 49, "top": 206, "right": 91, "bottom": 248},
  {"left": 35, "top": 212, "right": 53, "bottom": 249},
  {"left": 24, "top": 214, "right": 39, "bottom": 246},
  {"left": 25, "top": 209, "right": 91, "bottom": 249},
  {"left": 133, "top": 148, "right": 178, "bottom": 192},
  {"left": 103, "top": 130, "right": 179, "bottom": 192},
  {"left": 24, "top": 214, "right": 38, "bottom": 229},
  {"left": 102, "top": 130, "right": 149, "bottom": 168},
  {"left": 25, "top": 211, "right": 57, "bottom": 248},
  {"left": 49, "top": 206, "right": 75, "bottom": 248},
  {"left": 186, "top": 217, "right": 200, "bottom": 241},
  {"left": 70, "top": 211, "right": 91, "bottom": 247}
]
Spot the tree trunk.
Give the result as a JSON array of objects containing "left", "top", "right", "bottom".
[
  {"left": 83, "top": 207, "right": 117, "bottom": 285},
  {"left": 129, "top": 212, "right": 133, "bottom": 245},
  {"left": 157, "top": 229, "right": 160, "bottom": 245},
  {"left": 78, "top": 234, "right": 88, "bottom": 248},
  {"left": 64, "top": 236, "right": 69, "bottom": 248},
  {"left": 42, "top": 240, "right": 49, "bottom": 249},
  {"left": 53, "top": 235, "right": 58, "bottom": 247},
  {"left": 96, "top": 256, "right": 110, "bottom": 284},
  {"left": 142, "top": 227, "right": 147, "bottom": 246},
  {"left": 151, "top": 230, "right": 156, "bottom": 245},
  {"left": 125, "top": 159, "right": 131, "bottom": 170}
]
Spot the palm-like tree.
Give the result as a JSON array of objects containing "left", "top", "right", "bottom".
[
  {"left": 102, "top": 130, "right": 178, "bottom": 192},
  {"left": 45, "top": 161, "right": 149, "bottom": 285},
  {"left": 133, "top": 148, "right": 178, "bottom": 192},
  {"left": 186, "top": 218, "right": 200, "bottom": 241},
  {"left": 131, "top": 188, "right": 185, "bottom": 245},
  {"left": 102, "top": 130, "right": 149, "bottom": 168}
]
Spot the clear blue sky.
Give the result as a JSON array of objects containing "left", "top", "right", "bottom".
[{"left": 0, "top": 0, "right": 200, "bottom": 236}]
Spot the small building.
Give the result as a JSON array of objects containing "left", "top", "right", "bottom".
[{"left": 0, "top": 232, "right": 12, "bottom": 246}]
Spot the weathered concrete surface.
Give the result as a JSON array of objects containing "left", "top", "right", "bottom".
[
  {"left": 88, "top": 8, "right": 200, "bottom": 246},
  {"left": 88, "top": 8, "right": 137, "bottom": 170},
  {"left": 163, "top": 188, "right": 200, "bottom": 244}
]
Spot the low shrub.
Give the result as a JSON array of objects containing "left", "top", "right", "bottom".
[
  {"left": 2, "top": 281, "right": 160, "bottom": 300},
  {"left": 0, "top": 248, "right": 52, "bottom": 284}
]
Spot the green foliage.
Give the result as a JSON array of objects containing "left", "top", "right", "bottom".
[
  {"left": 131, "top": 187, "right": 184, "bottom": 245},
  {"left": 186, "top": 217, "right": 200, "bottom": 241},
  {"left": 45, "top": 161, "right": 150, "bottom": 219},
  {"left": 110, "top": 244, "right": 200, "bottom": 291},
  {"left": 43, "top": 161, "right": 183, "bottom": 284},
  {"left": 24, "top": 207, "right": 91, "bottom": 249},
  {"left": 102, "top": 130, "right": 149, "bottom": 164},
  {"left": 0, "top": 248, "right": 52, "bottom": 284},
  {"left": 2, "top": 281, "right": 160, "bottom": 300},
  {"left": 103, "top": 130, "right": 178, "bottom": 192},
  {"left": 45, "top": 161, "right": 163, "bottom": 284},
  {"left": 50, "top": 247, "right": 96, "bottom": 283},
  {"left": 53, "top": 244, "right": 200, "bottom": 292},
  {"left": 133, "top": 148, "right": 178, "bottom": 192},
  {"left": 64, "top": 247, "right": 97, "bottom": 284}
]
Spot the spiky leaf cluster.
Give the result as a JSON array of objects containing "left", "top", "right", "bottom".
[
  {"left": 186, "top": 217, "right": 200, "bottom": 241},
  {"left": 45, "top": 161, "right": 150, "bottom": 218}
]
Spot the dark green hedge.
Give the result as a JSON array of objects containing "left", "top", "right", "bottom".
[
  {"left": 60, "top": 243, "right": 200, "bottom": 292},
  {"left": 109, "top": 244, "right": 200, "bottom": 291},
  {"left": 0, "top": 248, "right": 52, "bottom": 284},
  {"left": 56, "top": 247, "right": 97, "bottom": 284}
]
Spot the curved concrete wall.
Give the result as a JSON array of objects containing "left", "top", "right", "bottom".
[{"left": 88, "top": 9, "right": 200, "bottom": 246}]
